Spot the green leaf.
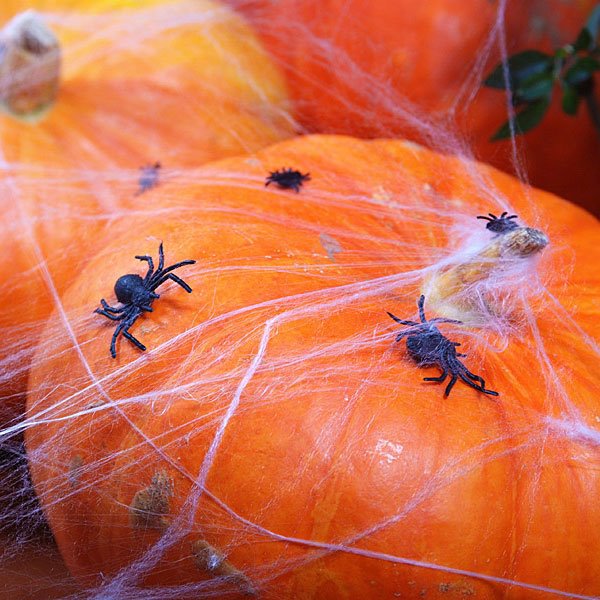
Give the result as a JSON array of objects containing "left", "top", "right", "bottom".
[
  {"left": 584, "top": 4, "right": 600, "bottom": 41},
  {"left": 484, "top": 50, "right": 553, "bottom": 90},
  {"left": 564, "top": 56, "right": 600, "bottom": 86},
  {"left": 514, "top": 71, "right": 554, "bottom": 102},
  {"left": 573, "top": 27, "right": 593, "bottom": 52},
  {"left": 491, "top": 97, "right": 551, "bottom": 140},
  {"left": 561, "top": 85, "right": 581, "bottom": 115}
]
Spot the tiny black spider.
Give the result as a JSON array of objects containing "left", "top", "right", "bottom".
[
  {"left": 387, "top": 295, "right": 498, "bottom": 398},
  {"left": 477, "top": 211, "right": 519, "bottom": 234},
  {"left": 95, "top": 243, "right": 196, "bottom": 359},
  {"left": 265, "top": 168, "right": 310, "bottom": 192},
  {"left": 136, "top": 162, "right": 161, "bottom": 195}
]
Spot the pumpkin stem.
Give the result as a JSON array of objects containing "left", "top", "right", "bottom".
[
  {"left": 0, "top": 10, "right": 60, "bottom": 121},
  {"left": 424, "top": 224, "right": 549, "bottom": 324}
]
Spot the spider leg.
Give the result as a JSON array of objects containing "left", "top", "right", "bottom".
[
  {"left": 395, "top": 325, "right": 429, "bottom": 341},
  {"left": 417, "top": 295, "right": 427, "bottom": 323},
  {"left": 122, "top": 328, "right": 147, "bottom": 353},
  {"left": 100, "top": 299, "right": 126, "bottom": 313},
  {"left": 445, "top": 351, "right": 499, "bottom": 397},
  {"left": 110, "top": 321, "right": 127, "bottom": 359},
  {"left": 95, "top": 309, "right": 126, "bottom": 322},
  {"left": 462, "top": 368, "right": 487, "bottom": 388},
  {"left": 457, "top": 371, "right": 499, "bottom": 396},
  {"left": 149, "top": 261, "right": 195, "bottom": 290},
  {"left": 476, "top": 215, "right": 494, "bottom": 222},
  {"left": 135, "top": 255, "right": 154, "bottom": 281},
  {"left": 150, "top": 273, "right": 193, "bottom": 293},
  {"left": 448, "top": 341, "right": 467, "bottom": 357},
  {"left": 151, "top": 259, "right": 195, "bottom": 280},
  {"left": 438, "top": 350, "right": 461, "bottom": 397},
  {"left": 387, "top": 312, "right": 418, "bottom": 326},
  {"left": 157, "top": 242, "right": 165, "bottom": 272},
  {"left": 444, "top": 375, "right": 458, "bottom": 397},
  {"left": 462, "top": 368, "right": 499, "bottom": 396},
  {"left": 423, "top": 368, "right": 447, "bottom": 383},
  {"left": 430, "top": 317, "right": 463, "bottom": 325}
]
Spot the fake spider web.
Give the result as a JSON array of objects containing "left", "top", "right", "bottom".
[{"left": 0, "top": 1, "right": 598, "bottom": 600}]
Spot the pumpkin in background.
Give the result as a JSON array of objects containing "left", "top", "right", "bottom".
[
  {"left": 222, "top": 0, "right": 599, "bottom": 214},
  {"left": 0, "top": 0, "right": 294, "bottom": 403},
  {"left": 0, "top": 535, "right": 76, "bottom": 600},
  {"left": 25, "top": 135, "right": 599, "bottom": 598}
]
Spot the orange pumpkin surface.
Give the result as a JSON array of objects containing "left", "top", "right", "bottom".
[
  {"left": 0, "top": 0, "right": 293, "bottom": 402},
  {"left": 0, "top": 535, "right": 76, "bottom": 600},
  {"left": 24, "top": 135, "right": 599, "bottom": 598},
  {"left": 223, "top": 0, "right": 600, "bottom": 214}
]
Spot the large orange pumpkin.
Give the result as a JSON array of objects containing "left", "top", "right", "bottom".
[
  {"left": 222, "top": 0, "right": 599, "bottom": 214},
  {"left": 24, "top": 135, "right": 599, "bottom": 598},
  {"left": 0, "top": 0, "right": 294, "bottom": 403}
]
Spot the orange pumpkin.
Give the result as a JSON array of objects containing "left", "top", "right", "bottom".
[
  {"left": 0, "top": 0, "right": 294, "bottom": 402},
  {"left": 222, "top": 0, "right": 599, "bottom": 213},
  {"left": 25, "top": 135, "right": 599, "bottom": 598},
  {"left": 0, "top": 535, "right": 76, "bottom": 599}
]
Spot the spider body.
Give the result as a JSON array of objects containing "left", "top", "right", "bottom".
[
  {"left": 95, "top": 243, "right": 195, "bottom": 358},
  {"left": 477, "top": 211, "right": 519, "bottom": 234},
  {"left": 387, "top": 295, "right": 498, "bottom": 397},
  {"left": 265, "top": 167, "right": 310, "bottom": 192},
  {"left": 136, "top": 162, "right": 161, "bottom": 195}
]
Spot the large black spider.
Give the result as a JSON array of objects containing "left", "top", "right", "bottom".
[
  {"left": 387, "top": 295, "right": 499, "bottom": 398},
  {"left": 265, "top": 167, "right": 310, "bottom": 192},
  {"left": 477, "top": 211, "right": 519, "bottom": 234},
  {"left": 94, "top": 243, "right": 196, "bottom": 358}
]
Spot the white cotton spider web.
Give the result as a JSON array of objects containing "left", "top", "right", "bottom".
[{"left": 0, "top": 1, "right": 598, "bottom": 599}]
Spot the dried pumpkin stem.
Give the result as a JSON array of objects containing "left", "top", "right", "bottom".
[
  {"left": 0, "top": 10, "right": 60, "bottom": 120},
  {"left": 424, "top": 225, "right": 549, "bottom": 323}
]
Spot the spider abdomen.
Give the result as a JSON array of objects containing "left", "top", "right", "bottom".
[
  {"left": 114, "top": 274, "right": 147, "bottom": 305},
  {"left": 406, "top": 332, "right": 448, "bottom": 366}
]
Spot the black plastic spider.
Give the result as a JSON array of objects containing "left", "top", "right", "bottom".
[
  {"left": 387, "top": 295, "right": 499, "bottom": 398},
  {"left": 94, "top": 243, "right": 196, "bottom": 358},
  {"left": 136, "top": 162, "right": 161, "bottom": 195},
  {"left": 476, "top": 211, "right": 519, "bottom": 234},
  {"left": 265, "top": 168, "right": 311, "bottom": 192}
]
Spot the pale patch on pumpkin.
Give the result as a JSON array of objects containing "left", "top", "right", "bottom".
[
  {"left": 439, "top": 580, "right": 476, "bottom": 595},
  {"left": 371, "top": 186, "right": 393, "bottom": 205},
  {"left": 319, "top": 233, "right": 343, "bottom": 261},
  {"left": 371, "top": 439, "right": 404, "bottom": 465},
  {"left": 191, "top": 539, "right": 256, "bottom": 596},
  {"left": 68, "top": 455, "right": 84, "bottom": 489},
  {"left": 129, "top": 470, "right": 173, "bottom": 531},
  {"left": 400, "top": 140, "right": 425, "bottom": 153}
]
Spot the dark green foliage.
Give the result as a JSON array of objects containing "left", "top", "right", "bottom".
[{"left": 484, "top": 4, "right": 600, "bottom": 140}]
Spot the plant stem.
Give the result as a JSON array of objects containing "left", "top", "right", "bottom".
[{"left": 584, "top": 89, "right": 600, "bottom": 136}]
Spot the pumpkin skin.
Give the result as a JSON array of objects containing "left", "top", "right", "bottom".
[
  {"left": 25, "top": 135, "right": 600, "bottom": 598},
  {"left": 0, "top": 536, "right": 76, "bottom": 600},
  {"left": 0, "top": 0, "right": 294, "bottom": 402},
  {"left": 222, "top": 0, "right": 599, "bottom": 214}
]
